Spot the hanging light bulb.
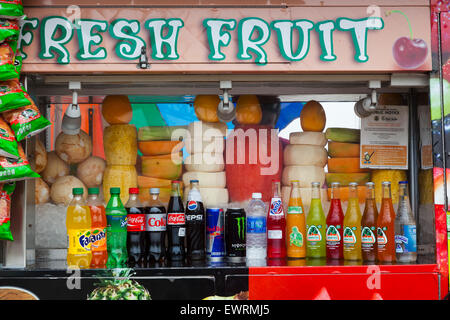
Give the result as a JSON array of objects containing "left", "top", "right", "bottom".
[
  {"left": 217, "top": 80, "right": 236, "bottom": 123},
  {"left": 61, "top": 82, "right": 82, "bottom": 135}
]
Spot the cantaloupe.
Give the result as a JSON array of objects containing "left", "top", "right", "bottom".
[
  {"left": 325, "top": 172, "right": 371, "bottom": 186},
  {"left": 103, "top": 124, "right": 137, "bottom": 166},
  {"left": 282, "top": 166, "right": 326, "bottom": 187},
  {"left": 225, "top": 124, "right": 283, "bottom": 203},
  {"left": 327, "top": 157, "right": 368, "bottom": 173},
  {"left": 141, "top": 155, "right": 182, "bottom": 180},
  {"left": 328, "top": 141, "right": 360, "bottom": 158},
  {"left": 327, "top": 186, "right": 367, "bottom": 203},
  {"left": 283, "top": 145, "right": 327, "bottom": 167},
  {"left": 138, "top": 140, "right": 183, "bottom": 156},
  {"left": 289, "top": 132, "right": 327, "bottom": 146},
  {"left": 103, "top": 165, "right": 138, "bottom": 204}
]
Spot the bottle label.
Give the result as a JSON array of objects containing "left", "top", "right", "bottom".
[
  {"left": 247, "top": 216, "right": 266, "bottom": 233},
  {"left": 127, "top": 214, "right": 145, "bottom": 232},
  {"left": 146, "top": 213, "right": 167, "bottom": 231},
  {"left": 306, "top": 225, "right": 322, "bottom": 242},
  {"left": 269, "top": 198, "right": 284, "bottom": 216},
  {"left": 106, "top": 215, "right": 127, "bottom": 231},
  {"left": 395, "top": 225, "right": 417, "bottom": 253},
  {"left": 268, "top": 229, "right": 283, "bottom": 239},
  {"left": 361, "top": 226, "right": 376, "bottom": 245},
  {"left": 343, "top": 227, "right": 357, "bottom": 244},
  {"left": 377, "top": 227, "right": 388, "bottom": 246},
  {"left": 178, "top": 227, "right": 186, "bottom": 237},
  {"left": 287, "top": 206, "right": 303, "bottom": 214},
  {"left": 289, "top": 226, "right": 304, "bottom": 247},
  {"left": 90, "top": 228, "right": 107, "bottom": 252},
  {"left": 67, "top": 229, "right": 91, "bottom": 254},
  {"left": 326, "top": 225, "right": 341, "bottom": 242},
  {"left": 167, "top": 212, "right": 185, "bottom": 225}
]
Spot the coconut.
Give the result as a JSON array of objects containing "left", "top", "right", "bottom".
[
  {"left": 50, "top": 175, "right": 87, "bottom": 205},
  {"left": 35, "top": 177, "right": 50, "bottom": 204},
  {"left": 41, "top": 151, "right": 70, "bottom": 185},
  {"left": 35, "top": 139, "right": 47, "bottom": 173},
  {"left": 76, "top": 156, "right": 106, "bottom": 188},
  {"left": 55, "top": 130, "right": 92, "bottom": 164}
]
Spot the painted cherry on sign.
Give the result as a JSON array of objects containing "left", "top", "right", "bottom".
[{"left": 387, "top": 10, "right": 428, "bottom": 69}]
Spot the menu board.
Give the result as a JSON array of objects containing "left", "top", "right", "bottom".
[{"left": 360, "top": 105, "right": 409, "bottom": 170}]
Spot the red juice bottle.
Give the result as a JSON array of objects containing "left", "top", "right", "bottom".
[
  {"left": 267, "top": 180, "right": 286, "bottom": 259},
  {"left": 326, "top": 182, "right": 344, "bottom": 260}
]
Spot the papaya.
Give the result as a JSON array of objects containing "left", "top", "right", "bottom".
[
  {"left": 141, "top": 155, "right": 182, "bottom": 180},
  {"left": 101, "top": 95, "right": 133, "bottom": 125},
  {"left": 325, "top": 128, "right": 360, "bottom": 143},
  {"left": 327, "top": 186, "right": 367, "bottom": 203},
  {"left": 327, "top": 157, "right": 368, "bottom": 173},
  {"left": 138, "top": 140, "right": 184, "bottom": 156},
  {"left": 327, "top": 141, "right": 360, "bottom": 158},
  {"left": 300, "top": 100, "right": 326, "bottom": 132},
  {"left": 325, "top": 172, "right": 371, "bottom": 186}
]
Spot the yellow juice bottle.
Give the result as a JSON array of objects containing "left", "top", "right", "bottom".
[
  {"left": 66, "top": 188, "right": 92, "bottom": 269},
  {"left": 343, "top": 182, "right": 362, "bottom": 261}
]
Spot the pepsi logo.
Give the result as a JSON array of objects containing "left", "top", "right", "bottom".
[{"left": 187, "top": 200, "right": 198, "bottom": 211}]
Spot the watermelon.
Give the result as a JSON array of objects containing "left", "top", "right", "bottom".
[{"left": 225, "top": 124, "right": 283, "bottom": 204}]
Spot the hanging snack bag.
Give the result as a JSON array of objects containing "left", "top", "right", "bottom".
[
  {"left": 0, "top": 116, "right": 19, "bottom": 158},
  {"left": 3, "top": 93, "right": 51, "bottom": 141},
  {"left": 13, "top": 47, "right": 20, "bottom": 77},
  {"left": 0, "top": 40, "right": 17, "bottom": 80},
  {"left": 0, "top": 79, "right": 30, "bottom": 112},
  {"left": 0, "top": 181, "right": 15, "bottom": 241},
  {"left": 0, "top": 19, "right": 18, "bottom": 43},
  {"left": 0, "top": 1, "right": 23, "bottom": 20},
  {"left": 0, "top": 144, "right": 39, "bottom": 182}
]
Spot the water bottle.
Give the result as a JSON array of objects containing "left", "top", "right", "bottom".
[
  {"left": 395, "top": 181, "right": 417, "bottom": 263},
  {"left": 246, "top": 192, "right": 267, "bottom": 263}
]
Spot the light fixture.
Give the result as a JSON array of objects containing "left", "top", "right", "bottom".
[
  {"left": 61, "top": 81, "right": 82, "bottom": 135},
  {"left": 217, "top": 80, "right": 236, "bottom": 123},
  {"left": 354, "top": 80, "right": 380, "bottom": 118},
  {"left": 137, "top": 46, "right": 150, "bottom": 69}
]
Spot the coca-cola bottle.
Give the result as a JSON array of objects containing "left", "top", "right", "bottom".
[
  {"left": 167, "top": 181, "right": 186, "bottom": 262},
  {"left": 185, "top": 180, "right": 205, "bottom": 261},
  {"left": 125, "top": 188, "right": 147, "bottom": 268},
  {"left": 146, "top": 188, "right": 167, "bottom": 264}
]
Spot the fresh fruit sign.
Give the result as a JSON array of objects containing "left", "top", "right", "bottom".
[{"left": 20, "top": 6, "right": 431, "bottom": 73}]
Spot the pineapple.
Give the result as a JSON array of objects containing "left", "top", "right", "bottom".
[{"left": 87, "top": 269, "right": 151, "bottom": 300}]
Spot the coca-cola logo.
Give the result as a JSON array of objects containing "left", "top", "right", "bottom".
[
  {"left": 148, "top": 216, "right": 167, "bottom": 228},
  {"left": 187, "top": 200, "right": 197, "bottom": 211},
  {"left": 128, "top": 215, "right": 145, "bottom": 225},
  {"left": 168, "top": 213, "right": 185, "bottom": 225},
  {"left": 127, "top": 214, "right": 144, "bottom": 231},
  {"left": 270, "top": 198, "right": 283, "bottom": 216}
]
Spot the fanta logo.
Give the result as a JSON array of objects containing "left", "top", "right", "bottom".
[
  {"left": 187, "top": 200, "right": 197, "bottom": 211},
  {"left": 78, "top": 232, "right": 91, "bottom": 250},
  {"left": 89, "top": 230, "right": 106, "bottom": 244},
  {"left": 269, "top": 198, "right": 283, "bottom": 216}
]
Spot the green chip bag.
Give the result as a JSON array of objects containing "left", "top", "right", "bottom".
[
  {"left": 0, "top": 116, "right": 19, "bottom": 158},
  {"left": 0, "top": 144, "right": 39, "bottom": 182},
  {"left": 0, "top": 79, "right": 30, "bottom": 112},
  {"left": 2, "top": 93, "right": 52, "bottom": 141},
  {"left": 0, "top": 19, "right": 18, "bottom": 43},
  {"left": 0, "top": 1, "right": 23, "bottom": 19},
  {"left": 13, "top": 48, "right": 20, "bottom": 76},
  {"left": 0, "top": 181, "right": 15, "bottom": 241},
  {"left": 0, "top": 40, "right": 17, "bottom": 80}
]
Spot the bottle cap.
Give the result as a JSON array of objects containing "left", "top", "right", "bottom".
[
  {"left": 150, "top": 188, "right": 160, "bottom": 194},
  {"left": 129, "top": 187, "right": 139, "bottom": 194},
  {"left": 171, "top": 180, "right": 181, "bottom": 184},
  {"left": 190, "top": 179, "right": 199, "bottom": 183},
  {"left": 311, "top": 182, "right": 320, "bottom": 187},
  {"left": 366, "top": 182, "right": 375, "bottom": 187},
  {"left": 252, "top": 192, "right": 262, "bottom": 199},
  {"left": 349, "top": 182, "right": 358, "bottom": 187},
  {"left": 72, "top": 188, "right": 84, "bottom": 195},
  {"left": 399, "top": 181, "right": 408, "bottom": 184},
  {"left": 110, "top": 187, "right": 120, "bottom": 194},
  {"left": 88, "top": 187, "right": 99, "bottom": 195},
  {"left": 382, "top": 181, "right": 391, "bottom": 185},
  {"left": 331, "top": 182, "right": 340, "bottom": 187}
]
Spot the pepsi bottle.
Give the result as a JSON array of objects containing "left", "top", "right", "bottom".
[{"left": 185, "top": 180, "right": 205, "bottom": 261}]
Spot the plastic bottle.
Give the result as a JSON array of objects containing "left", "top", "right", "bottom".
[
  {"left": 395, "top": 181, "right": 417, "bottom": 263},
  {"left": 87, "top": 187, "right": 107, "bottom": 268},
  {"left": 361, "top": 182, "right": 378, "bottom": 263},
  {"left": 267, "top": 180, "right": 286, "bottom": 259},
  {"left": 306, "top": 182, "right": 326, "bottom": 258},
  {"left": 343, "top": 182, "right": 362, "bottom": 261},
  {"left": 125, "top": 188, "right": 146, "bottom": 268},
  {"left": 66, "top": 188, "right": 92, "bottom": 269},
  {"left": 286, "top": 180, "right": 306, "bottom": 259},
  {"left": 185, "top": 180, "right": 205, "bottom": 261},
  {"left": 377, "top": 181, "right": 396, "bottom": 263},
  {"left": 105, "top": 187, "right": 128, "bottom": 269},
  {"left": 326, "top": 182, "right": 344, "bottom": 260},
  {"left": 246, "top": 192, "right": 267, "bottom": 262},
  {"left": 146, "top": 188, "right": 167, "bottom": 264}
]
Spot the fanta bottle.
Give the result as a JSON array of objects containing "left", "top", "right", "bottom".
[
  {"left": 343, "top": 182, "right": 362, "bottom": 261},
  {"left": 66, "top": 188, "right": 92, "bottom": 269},
  {"left": 267, "top": 180, "right": 286, "bottom": 259},
  {"left": 286, "top": 180, "right": 306, "bottom": 259},
  {"left": 306, "top": 182, "right": 326, "bottom": 258},
  {"left": 87, "top": 187, "right": 107, "bottom": 268}
]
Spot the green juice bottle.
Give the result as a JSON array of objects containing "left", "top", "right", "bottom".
[{"left": 306, "top": 182, "right": 326, "bottom": 258}]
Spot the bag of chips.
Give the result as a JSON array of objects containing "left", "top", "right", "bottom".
[
  {"left": 2, "top": 93, "right": 51, "bottom": 141},
  {"left": 0, "top": 1, "right": 23, "bottom": 20},
  {"left": 13, "top": 47, "right": 20, "bottom": 76},
  {"left": 0, "top": 181, "right": 15, "bottom": 241},
  {"left": 0, "top": 116, "right": 19, "bottom": 158},
  {"left": 0, "top": 79, "right": 30, "bottom": 112},
  {"left": 0, "top": 40, "right": 17, "bottom": 80},
  {"left": 0, "top": 144, "right": 39, "bottom": 182},
  {"left": 0, "top": 19, "right": 18, "bottom": 43}
]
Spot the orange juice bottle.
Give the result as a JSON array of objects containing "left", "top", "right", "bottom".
[
  {"left": 343, "top": 182, "right": 362, "bottom": 261},
  {"left": 377, "top": 181, "right": 396, "bottom": 263},
  {"left": 87, "top": 188, "right": 107, "bottom": 268},
  {"left": 66, "top": 188, "right": 92, "bottom": 269},
  {"left": 286, "top": 180, "right": 306, "bottom": 258}
]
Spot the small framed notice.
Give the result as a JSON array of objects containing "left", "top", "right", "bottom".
[{"left": 360, "top": 105, "right": 409, "bottom": 170}]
